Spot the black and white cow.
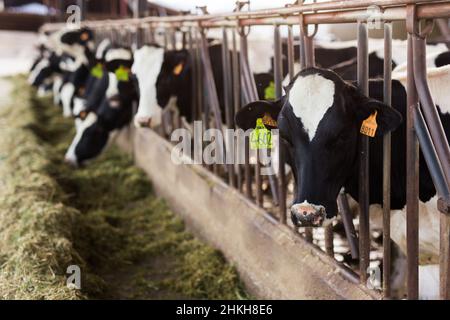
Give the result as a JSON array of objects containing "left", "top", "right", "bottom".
[
  {"left": 57, "top": 28, "right": 96, "bottom": 117},
  {"left": 236, "top": 66, "right": 450, "bottom": 299},
  {"left": 72, "top": 38, "right": 112, "bottom": 127},
  {"left": 64, "top": 47, "right": 137, "bottom": 166}
]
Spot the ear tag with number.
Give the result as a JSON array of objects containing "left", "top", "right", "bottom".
[
  {"left": 173, "top": 63, "right": 184, "bottom": 76},
  {"left": 115, "top": 65, "right": 130, "bottom": 82},
  {"left": 91, "top": 63, "right": 104, "bottom": 79},
  {"left": 251, "top": 118, "right": 273, "bottom": 150},
  {"left": 360, "top": 111, "right": 378, "bottom": 138}
]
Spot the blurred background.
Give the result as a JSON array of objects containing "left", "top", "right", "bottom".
[{"left": 0, "top": 1, "right": 447, "bottom": 76}]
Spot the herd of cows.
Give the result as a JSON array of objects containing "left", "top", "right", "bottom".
[{"left": 28, "top": 26, "right": 450, "bottom": 299}]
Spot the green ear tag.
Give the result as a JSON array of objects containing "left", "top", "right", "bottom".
[
  {"left": 251, "top": 118, "right": 273, "bottom": 150},
  {"left": 264, "top": 81, "right": 276, "bottom": 101},
  {"left": 91, "top": 63, "right": 104, "bottom": 79},
  {"left": 115, "top": 65, "right": 130, "bottom": 82}
]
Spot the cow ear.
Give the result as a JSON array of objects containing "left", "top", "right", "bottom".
[
  {"left": 235, "top": 99, "right": 283, "bottom": 130},
  {"left": 356, "top": 97, "right": 403, "bottom": 136}
]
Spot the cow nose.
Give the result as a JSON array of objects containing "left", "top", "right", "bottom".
[
  {"left": 291, "top": 202, "right": 326, "bottom": 228},
  {"left": 64, "top": 155, "right": 78, "bottom": 168},
  {"left": 134, "top": 116, "right": 152, "bottom": 128}
]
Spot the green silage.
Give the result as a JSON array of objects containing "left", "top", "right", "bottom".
[{"left": 0, "top": 76, "right": 247, "bottom": 300}]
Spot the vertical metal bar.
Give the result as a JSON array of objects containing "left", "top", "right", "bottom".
[
  {"left": 287, "top": 25, "right": 295, "bottom": 81},
  {"left": 413, "top": 37, "right": 450, "bottom": 187},
  {"left": 383, "top": 22, "right": 393, "bottom": 299},
  {"left": 299, "top": 14, "right": 307, "bottom": 70},
  {"left": 188, "top": 28, "right": 197, "bottom": 122},
  {"left": 357, "top": 21, "right": 370, "bottom": 284},
  {"left": 276, "top": 25, "right": 287, "bottom": 223},
  {"left": 324, "top": 224, "right": 334, "bottom": 257},
  {"left": 337, "top": 191, "right": 359, "bottom": 259},
  {"left": 406, "top": 32, "right": 419, "bottom": 300},
  {"left": 436, "top": 19, "right": 450, "bottom": 49},
  {"left": 232, "top": 29, "right": 243, "bottom": 192},
  {"left": 171, "top": 27, "right": 177, "bottom": 50},
  {"left": 199, "top": 31, "right": 224, "bottom": 132},
  {"left": 440, "top": 213, "right": 450, "bottom": 299},
  {"left": 274, "top": 25, "right": 283, "bottom": 98},
  {"left": 240, "top": 32, "right": 253, "bottom": 200},
  {"left": 304, "top": 36, "right": 315, "bottom": 68},
  {"left": 222, "top": 27, "right": 236, "bottom": 188}
]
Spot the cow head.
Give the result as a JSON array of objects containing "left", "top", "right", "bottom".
[
  {"left": 236, "top": 68, "right": 402, "bottom": 227},
  {"left": 132, "top": 46, "right": 191, "bottom": 128},
  {"left": 65, "top": 47, "right": 136, "bottom": 167},
  {"left": 28, "top": 52, "right": 62, "bottom": 87}
]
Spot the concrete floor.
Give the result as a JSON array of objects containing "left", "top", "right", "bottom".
[{"left": 0, "top": 30, "right": 38, "bottom": 77}]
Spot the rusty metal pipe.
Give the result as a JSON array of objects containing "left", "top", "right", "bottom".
[
  {"left": 412, "top": 37, "right": 450, "bottom": 188},
  {"left": 276, "top": 25, "right": 287, "bottom": 223},
  {"left": 436, "top": 18, "right": 450, "bottom": 49},
  {"left": 357, "top": 21, "right": 370, "bottom": 285},
  {"left": 222, "top": 27, "right": 236, "bottom": 188},
  {"left": 406, "top": 31, "right": 419, "bottom": 300},
  {"left": 383, "top": 22, "right": 393, "bottom": 299}
]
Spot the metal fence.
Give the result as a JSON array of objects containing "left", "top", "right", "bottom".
[{"left": 42, "top": 0, "right": 450, "bottom": 300}]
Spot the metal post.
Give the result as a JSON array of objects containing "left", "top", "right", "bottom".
[
  {"left": 337, "top": 191, "right": 359, "bottom": 259},
  {"left": 232, "top": 29, "right": 243, "bottom": 192},
  {"left": 357, "top": 21, "right": 370, "bottom": 284},
  {"left": 325, "top": 224, "right": 334, "bottom": 257},
  {"left": 383, "top": 21, "right": 393, "bottom": 299},
  {"left": 406, "top": 5, "right": 420, "bottom": 298},
  {"left": 239, "top": 31, "right": 254, "bottom": 200},
  {"left": 276, "top": 25, "right": 287, "bottom": 223},
  {"left": 222, "top": 27, "right": 236, "bottom": 188}
]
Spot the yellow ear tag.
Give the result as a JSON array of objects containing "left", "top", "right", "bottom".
[
  {"left": 251, "top": 118, "right": 273, "bottom": 150},
  {"left": 173, "top": 63, "right": 184, "bottom": 76},
  {"left": 264, "top": 81, "right": 276, "bottom": 101},
  {"left": 91, "top": 63, "right": 104, "bottom": 79},
  {"left": 262, "top": 113, "right": 278, "bottom": 127},
  {"left": 80, "top": 32, "right": 89, "bottom": 41},
  {"left": 360, "top": 111, "right": 378, "bottom": 138},
  {"left": 115, "top": 65, "right": 130, "bottom": 82},
  {"left": 79, "top": 110, "right": 87, "bottom": 120}
]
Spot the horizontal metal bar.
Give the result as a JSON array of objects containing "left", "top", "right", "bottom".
[{"left": 41, "top": 1, "right": 450, "bottom": 32}]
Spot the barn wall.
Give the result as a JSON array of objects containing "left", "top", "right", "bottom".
[{"left": 115, "top": 126, "right": 380, "bottom": 300}]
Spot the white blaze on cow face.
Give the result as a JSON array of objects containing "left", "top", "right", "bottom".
[
  {"left": 288, "top": 73, "right": 336, "bottom": 141},
  {"left": 106, "top": 72, "right": 119, "bottom": 98},
  {"left": 95, "top": 39, "right": 111, "bottom": 60},
  {"left": 131, "top": 46, "right": 165, "bottom": 127},
  {"left": 65, "top": 112, "right": 98, "bottom": 166},
  {"left": 105, "top": 48, "right": 133, "bottom": 62},
  {"left": 28, "top": 58, "right": 50, "bottom": 85},
  {"left": 53, "top": 75, "right": 64, "bottom": 105},
  {"left": 60, "top": 82, "right": 76, "bottom": 117}
]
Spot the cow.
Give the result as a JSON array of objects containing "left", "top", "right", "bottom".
[
  {"left": 235, "top": 66, "right": 450, "bottom": 299},
  {"left": 64, "top": 46, "right": 137, "bottom": 166},
  {"left": 72, "top": 38, "right": 112, "bottom": 127},
  {"left": 57, "top": 28, "right": 96, "bottom": 117}
]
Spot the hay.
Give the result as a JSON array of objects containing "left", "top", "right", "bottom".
[{"left": 0, "top": 76, "right": 247, "bottom": 300}]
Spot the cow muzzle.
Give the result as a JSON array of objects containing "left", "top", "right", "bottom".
[
  {"left": 134, "top": 116, "right": 152, "bottom": 128},
  {"left": 291, "top": 202, "right": 326, "bottom": 228}
]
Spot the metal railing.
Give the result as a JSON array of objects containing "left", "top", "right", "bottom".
[{"left": 41, "top": 0, "right": 450, "bottom": 300}]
